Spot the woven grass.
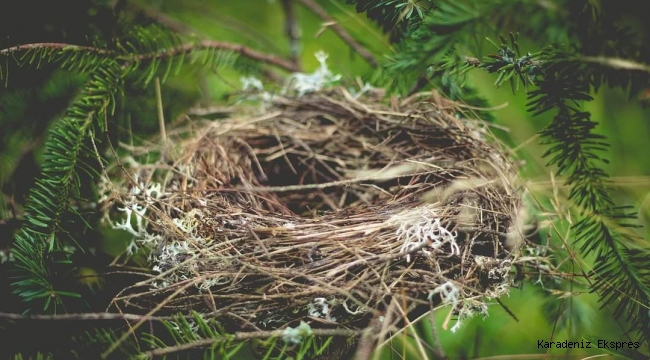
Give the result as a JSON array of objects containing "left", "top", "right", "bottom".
[{"left": 104, "top": 87, "right": 524, "bottom": 337}]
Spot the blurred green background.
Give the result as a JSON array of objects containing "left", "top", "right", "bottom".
[{"left": 1, "top": 0, "right": 649, "bottom": 358}]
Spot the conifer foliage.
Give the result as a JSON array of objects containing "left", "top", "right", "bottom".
[
  {"left": 357, "top": 0, "right": 650, "bottom": 349},
  {"left": 1, "top": 0, "right": 649, "bottom": 358}
]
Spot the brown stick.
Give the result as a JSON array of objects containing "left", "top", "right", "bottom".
[
  {"left": 428, "top": 310, "right": 448, "bottom": 360},
  {"left": 134, "top": 40, "right": 301, "bottom": 72},
  {"left": 0, "top": 311, "right": 176, "bottom": 321},
  {"left": 1, "top": 41, "right": 299, "bottom": 73},
  {"left": 281, "top": 0, "right": 302, "bottom": 68},
  {"left": 352, "top": 329, "right": 376, "bottom": 360},
  {"left": 142, "top": 328, "right": 365, "bottom": 358},
  {"left": 155, "top": 77, "right": 167, "bottom": 146},
  {"left": 295, "top": 0, "right": 377, "bottom": 67},
  {"left": 111, "top": 2, "right": 290, "bottom": 83},
  {"left": 0, "top": 42, "right": 112, "bottom": 56}
]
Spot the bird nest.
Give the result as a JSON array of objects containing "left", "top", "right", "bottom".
[{"left": 102, "top": 87, "right": 524, "bottom": 336}]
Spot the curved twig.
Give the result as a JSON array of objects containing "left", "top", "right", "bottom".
[
  {"left": 131, "top": 40, "right": 299, "bottom": 72},
  {"left": 1, "top": 41, "right": 299, "bottom": 73},
  {"left": 141, "top": 328, "right": 364, "bottom": 358},
  {"left": 0, "top": 311, "right": 176, "bottom": 321},
  {"left": 295, "top": 0, "right": 377, "bottom": 67}
]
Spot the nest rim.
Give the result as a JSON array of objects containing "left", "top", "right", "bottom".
[{"left": 103, "top": 87, "right": 524, "bottom": 336}]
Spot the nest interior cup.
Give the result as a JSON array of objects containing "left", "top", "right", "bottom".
[{"left": 107, "top": 87, "right": 524, "bottom": 334}]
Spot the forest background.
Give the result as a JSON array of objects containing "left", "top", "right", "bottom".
[{"left": 1, "top": 0, "right": 649, "bottom": 359}]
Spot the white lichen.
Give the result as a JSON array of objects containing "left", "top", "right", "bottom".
[
  {"left": 139, "top": 231, "right": 162, "bottom": 247},
  {"left": 0, "top": 249, "right": 13, "bottom": 264},
  {"left": 197, "top": 275, "right": 231, "bottom": 290},
  {"left": 172, "top": 209, "right": 203, "bottom": 235},
  {"left": 428, "top": 281, "right": 460, "bottom": 309},
  {"left": 308, "top": 297, "right": 337, "bottom": 322},
  {"left": 151, "top": 279, "right": 169, "bottom": 289},
  {"left": 393, "top": 207, "right": 459, "bottom": 263},
  {"left": 238, "top": 51, "right": 340, "bottom": 101},
  {"left": 241, "top": 76, "right": 264, "bottom": 91},
  {"left": 112, "top": 180, "right": 165, "bottom": 250},
  {"left": 158, "top": 240, "right": 192, "bottom": 265},
  {"left": 284, "top": 51, "right": 341, "bottom": 96},
  {"left": 125, "top": 240, "right": 139, "bottom": 256},
  {"left": 113, "top": 204, "right": 146, "bottom": 237},
  {"left": 282, "top": 321, "right": 313, "bottom": 345},
  {"left": 167, "top": 318, "right": 199, "bottom": 334},
  {"left": 451, "top": 299, "right": 490, "bottom": 333},
  {"left": 342, "top": 298, "right": 365, "bottom": 315},
  {"left": 349, "top": 82, "right": 377, "bottom": 99},
  {"left": 145, "top": 182, "right": 163, "bottom": 199}
]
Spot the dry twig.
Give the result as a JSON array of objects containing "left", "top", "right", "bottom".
[{"left": 296, "top": 0, "right": 378, "bottom": 66}]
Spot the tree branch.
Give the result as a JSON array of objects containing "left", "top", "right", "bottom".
[
  {"left": 132, "top": 41, "right": 299, "bottom": 72},
  {"left": 0, "top": 311, "right": 174, "bottom": 321},
  {"left": 281, "top": 0, "right": 302, "bottom": 68},
  {"left": 142, "top": 328, "right": 364, "bottom": 358},
  {"left": 0, "top": 43, "right": 113, "bottom": 56},
  {"left": 1, "top": 41, "right": 299, "bottom": 73},
  {"left": 581, "top": 56, "right": 650, "bottom": 74},
  {"left": 295, "top": 0, "right": 377, "bottom": 67}
]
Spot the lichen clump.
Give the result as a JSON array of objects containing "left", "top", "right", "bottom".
[{"left": 103, "top": 87, "right": 523, "bottom": 334}]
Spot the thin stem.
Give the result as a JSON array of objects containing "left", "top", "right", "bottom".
[
  {"left": 281, "top": 0, "right": 302, "bottom": 68},
  {"left": 141, "top": 328, "right": 364, "bottom": 358},
  {"left": 0, "top": 43, "right": 112, "bottom": 56},
  {"left": 1, "top": 41, "right": 299, "bottom": 73},
  {"left": 0, "top": 311, "right": 178, "bottom": 321},
  {"left": 295, "top": 0, "right": 377, "bottom": 67},
  {"left": 429, "top": 310, "right": 447, "bottom": 360},
  {"left": 154, "top": 77, "right": 167, "bottom": 146},
  {"left": 130, "top": 40, "right": 299, "bottom": 72}
]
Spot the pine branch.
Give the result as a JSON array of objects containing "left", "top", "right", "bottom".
[
  {"left": 526, "top": 54, "right": 650, "bottom": 344},
  {"left": 2, "top": 23, "right": 299, "bottom": 313},
  {"left": 544, "top": 50, "right": 650, "bottom": 97},
  {"left": 129, "top": 40, "right": 298, "bottom": 72},
  {"left": 10, "top": 63, "right": 122, "bottom": 312},
  {"left": 0, "top": 43, "right": 113, "bottom": 57},
  {"left": 143, "top": 328, "right": 357, "bottom": 358},
  {"left": 0, "top": 311, "right": 185, "bottom": 321},
  {"left": 371, "top": 0, "right": 650, "bottom": 344},
  {"left": 138, "top": 311, "right": 358, "bottom": 359},
  {"left": 477, "top": 34, "right": 650, "bottom": 344},
  {"left": 10, "top": 352, "right": 54, "bottom": 360},
  {"left": 383, "top": 1, "right": 480, "bottom": 92},
  {"left": 345, "top": 0, "right": 432, "bottom": 42},
  {"left": 1, "top": 41, "right": 298, "bottom": 74},
  {"left": 581, "top": 56, "right": 650, "bottom": 74},
  {"left": 378, "top": 0, "right": 567, "bottom": 92}
]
